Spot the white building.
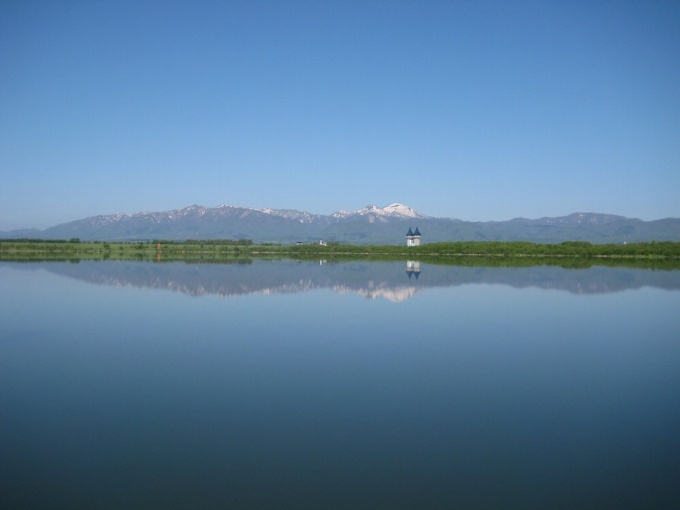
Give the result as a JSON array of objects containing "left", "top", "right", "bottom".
[{"left": 406, "top": 227, "right": 421, "bottom": 247}]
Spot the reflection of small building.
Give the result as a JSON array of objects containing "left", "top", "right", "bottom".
[
  {"left": 406, "top": 260, "right": 421, "bottom": 279},
  {"left": 406, "top": 227, "right": 421, "bottom": 247}
]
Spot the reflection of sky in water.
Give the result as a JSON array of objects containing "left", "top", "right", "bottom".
[{"left": 1, "top": 263, "right": 679, "bottom": 509}]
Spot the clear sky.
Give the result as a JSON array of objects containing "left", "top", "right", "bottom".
[{"left": 1, "top": 0, "right": 679, "bottom": 230}]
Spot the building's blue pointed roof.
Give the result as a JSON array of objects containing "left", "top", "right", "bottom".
[
  {"left": 406, "top": 227, "right": 414, "bottom": 236},
  {"left": 413, "top": 227, "right": 421, "bottom": 236}
]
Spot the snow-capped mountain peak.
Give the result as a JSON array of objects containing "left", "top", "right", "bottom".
[
  {"left": 338, "top": 203, "right": 426, "bottom": 219},
  {"left": 381, "top": 203, "right": 426, "bottom": 218}
]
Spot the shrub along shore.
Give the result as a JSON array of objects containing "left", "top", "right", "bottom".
[{"left": 1, "top": 239, "right": 680, "bottom": 265}]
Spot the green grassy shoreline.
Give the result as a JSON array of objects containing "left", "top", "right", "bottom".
[{"left": 2, "top": 239, "right": 680, "bottom": 269}]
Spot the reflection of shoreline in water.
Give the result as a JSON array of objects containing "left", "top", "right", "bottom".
[{"left": 2, "top": 260, "right": 680, "bottom": 301}]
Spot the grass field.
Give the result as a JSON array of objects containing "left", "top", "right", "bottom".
[{"left": 2, "top": 240, "right": 680, "bottom": 268}]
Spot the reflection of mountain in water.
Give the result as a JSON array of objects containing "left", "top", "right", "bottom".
[{"left": 4, "top": 260, "right": 680, "bottom": 301}]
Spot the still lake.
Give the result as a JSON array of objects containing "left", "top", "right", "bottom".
[{"left": 1, "top": 259, "right": 679, "bottom": 509}]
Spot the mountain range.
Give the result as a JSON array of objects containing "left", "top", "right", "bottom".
[{"left": 2, "top": 203, "right": 679, "bottom": 244}]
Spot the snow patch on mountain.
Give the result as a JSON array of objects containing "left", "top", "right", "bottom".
[
  {"left": 254, "top": 207, "right": 321, "bottom": 223},
  {"left": 331, "top": 210, "right": 352, "bottom": 219}
]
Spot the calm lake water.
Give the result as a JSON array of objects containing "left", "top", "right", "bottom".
[{"left": 1, "top": 260, "right": 679, "bottom": 509}]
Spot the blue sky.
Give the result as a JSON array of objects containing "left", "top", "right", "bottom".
[{"left": 1, "top": 0, "right": 679, "bottom": 230}]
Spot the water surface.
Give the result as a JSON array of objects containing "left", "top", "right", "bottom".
[{"left": 1, "top": 260, "right": 679, "bottom": 509}]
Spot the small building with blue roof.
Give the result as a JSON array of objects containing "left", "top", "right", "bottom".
[{"left": 406, "top": 227, "right": 421, "bottom": 247}]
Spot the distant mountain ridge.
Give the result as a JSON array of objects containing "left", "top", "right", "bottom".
[{"left": 1, "top": 203, "right": 679, "bottom": 244}]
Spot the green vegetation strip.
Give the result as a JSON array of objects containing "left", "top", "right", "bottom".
[
  {"left": 2, "top": 239, "right": 680, "bottom": 266},
  {"left": 2, "top": 239, "right": 680, "bottom": 256}
]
